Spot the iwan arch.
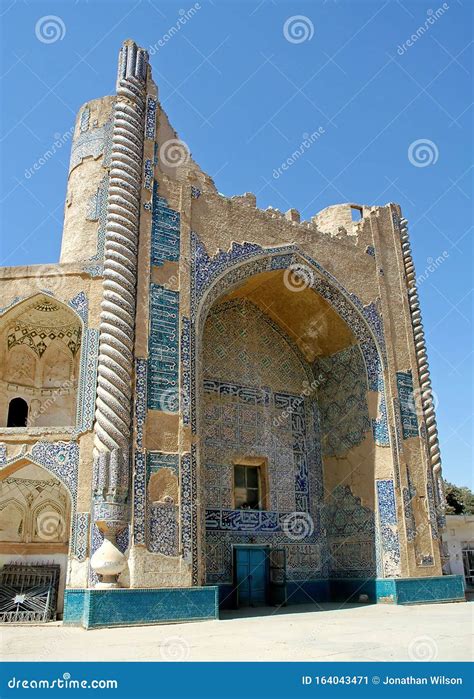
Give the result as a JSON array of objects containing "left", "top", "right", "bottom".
[{"left": 0, "top": 40, "right": 464, "bottom": 627}]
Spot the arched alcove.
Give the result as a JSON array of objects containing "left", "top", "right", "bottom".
[
  {"left": 0, "top": 295, "right": 82, "bottom": 428},
  {"left": 196, "top": 261, "right": 382, "bottom": 605},
  {"left": 0, "top": 461, "right": 72, "bottom": 616}
]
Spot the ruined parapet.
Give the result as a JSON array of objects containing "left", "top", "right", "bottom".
[
  {"left": 60, "top": 96, "right": 115, "bottom": 264},
  {"left": 312, "top": 203, "right": 371, "bottom": 238}
]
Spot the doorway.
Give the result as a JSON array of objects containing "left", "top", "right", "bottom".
[{"left": 234, "top": 547, "right": 268, "bottom": 607}]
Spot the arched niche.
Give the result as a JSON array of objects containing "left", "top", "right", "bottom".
[
  {"left": 0, "top": 294, "right": 82, "bottom": 428},
  {"left": 0, "top": 461, "right": 73, "bottom": 615},
  {"left": 196, "top": 259, "right": 382, "bottom": 590}
]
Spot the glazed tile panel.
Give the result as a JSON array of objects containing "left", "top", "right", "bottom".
[
  {"left": 147, "top": 284, "right": 179, "bottom": 411},
  {"left": 150, "top": 182, "right": 180, "bottom": 266},
  {"left": 396, "top": 371, "right": 419, "bottom": 438}
]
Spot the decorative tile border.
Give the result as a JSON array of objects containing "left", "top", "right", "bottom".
[
  {"left": 180, "top": 317, "right": 191, "bottom": 426},
  {"left": 376, "top": 479, "right": 401, "bottom": 577},
  {"left": 396, "top": 371, "right": 419, "bottom": 438},
  {"left": 134, "top": 358, "right": 147, "bottom": 449},
  {"left": 76, "top": 328, "right": 99, "bottom": 432},
  {"left": 148, "top": 502, "right": 178, "bottom": 555},
  {"left": 372, "top": 385, "right": 390, "bottom": 446},
  {"left": 133, "top": 451, "right": 146, "bottom": 545},
  {"left": 72, "top": 512, "right": 90, "bottom": 561},
  {"left": 151, "top": 182, "right": 180, "bottom": 266},
  {"left": 147, "top": 285, "right": 179, "bottom": 410},
  {"left": 145, "top": 96, "right": 157, "bottom": 140},
  {"left": 402, "top": 469, "right": 416, "bottom": 543},
  {"left": 180, "top": 452, "right": 193, "bottom": 563}
]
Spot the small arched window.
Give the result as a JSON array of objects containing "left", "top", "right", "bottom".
[{"left": 7, "top": 397, "right": 29, "bottom": 427}]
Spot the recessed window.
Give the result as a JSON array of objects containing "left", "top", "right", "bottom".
[{"left": 234, "top": 464, "right": 262, "bottom": 510}]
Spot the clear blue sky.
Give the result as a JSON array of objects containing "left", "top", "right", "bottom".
[{"left": 0, "top": 0, "right": 472, "bottom": 487}]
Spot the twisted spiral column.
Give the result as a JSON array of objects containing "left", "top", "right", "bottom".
[
  {"left": 91, "top": 40, "right": 149, "bottom": 587},
  {"left": 399, "top": 217, "right": 444, "bottom": 507}
]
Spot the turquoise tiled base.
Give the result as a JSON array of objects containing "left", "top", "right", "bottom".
[
  {"left": 216, "top": 576, "right": 465, "bottom": 609},
  {"left": 331, "top": 576, "right": 465, "bottom": 604},
  {"left": 386, "top": 575, "right": 465, "bottom": 604},
  {"left": 64, "top": 587, "right": 219, "bottom": 629}
]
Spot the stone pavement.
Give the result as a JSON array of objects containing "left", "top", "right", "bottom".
[{"left": 1, "top": 602, "right": 472, "bottom": 662}]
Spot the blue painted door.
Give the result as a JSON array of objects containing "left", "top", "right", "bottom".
[{"left": 235, "top": 548, "right": 267, "bottom": 606}]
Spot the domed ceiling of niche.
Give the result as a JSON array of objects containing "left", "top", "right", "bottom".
[
  {"left": 2, "top": 295, "right": 82, "bottom": 358},
  {"left": 220, "top": 269, "right": 356, "bottom": 362}
]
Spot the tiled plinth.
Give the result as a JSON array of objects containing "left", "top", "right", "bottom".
[
  {"left": 327, "top": 575, "right": 465, "bottom": 605},
  {"left": 216, "top": 575, "right": 465, "bottom": 609},
  {"left": 64, "top": 586, "right": 219, "bottom": 629}
]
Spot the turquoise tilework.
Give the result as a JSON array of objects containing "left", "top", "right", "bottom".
[
  {"left": 396, "top": 371, "right": 419, "bottom": 438},
  {"left": 151, "top": 182, "right": 180, "bottom": 266},
  {"left": 147, "top": 284, "right": 179, "bottom": 410},
  {"left": 64, "top": 587, "right": 219, "bottom": 628}
]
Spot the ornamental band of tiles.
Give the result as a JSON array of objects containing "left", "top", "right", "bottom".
[{"left": 0, "top": 39, "right": 460, "bottom": 619}]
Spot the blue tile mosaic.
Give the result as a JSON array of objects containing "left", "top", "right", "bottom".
[
  {"left": 151, "top": 182, "right": 180, "bottom": 266},
  {"left": 72, "top": 512, "right": 90, "bottom": 562},
  {"left": 133, "top": 451, "right": 146, "bottom": 545},
  {"left": 396, "top": 371, "right": 419, "bottom": 438},
  {"left": 315, "top": 345, "right": 371, "bottom": 456},
  {"left": 69, "top": 121, "right": 110, "bottom": 172},
  {"left": 145, "top": 96, "right": 157, "bottom": 140},
  {"left": 143, "top": 159, "right": 153, "bottom": 191},
  {"left": 147, "top": 452, "right": 179, "bottom": 479},
  {"left": 181, "top": 317, "right": 191, "bottom": 425},
  {"left": 148, "top": 502, "right": 178, "bottom": 556},
  {"left": 376, "top": 479, "right": 401, "bottom": 577},
  {"left": 372, "top": 385, "right": 390, "bottom": 446},
  {"left": 134, "top": 358, "right": 147, "bottom": 449},
  {"left": 147, "top": 284, "right": 179, "bottom": 411}
]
